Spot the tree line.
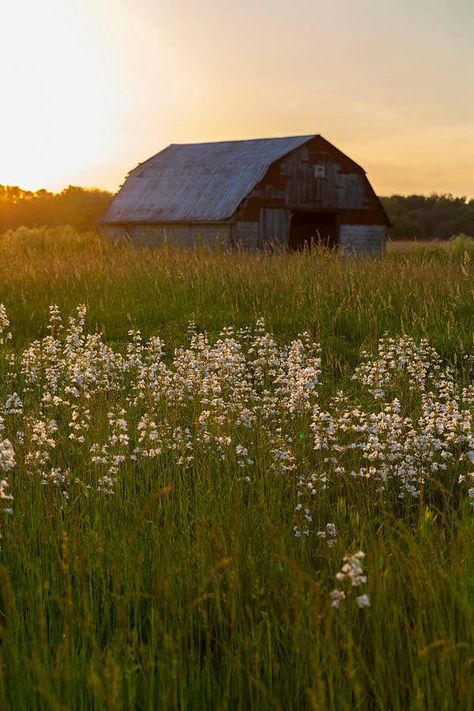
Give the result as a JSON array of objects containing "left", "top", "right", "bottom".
[
  {"left": 0, "top": 185, "right": 113, "bottom": 233},
  {"left": 381, "top": 194, "right": 474, "bottom": 240},
  {"left": 0, "top": 185, "right": 473, "bottom": 240}
]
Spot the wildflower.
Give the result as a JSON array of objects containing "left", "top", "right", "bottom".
[
  {"left": 316, "top": 522, "right": 338, "bottom": 547},
  {"left": 356, "top": 594, "right": 370, "bottom": 608},
  {"left": 0, "top": 439, "right": 15, "bottom": 472},
  {"left": 468, "top": 488, "right": 474, "bottom": 511},
  {"left": 336, "top": 551, "right": 367, "bottom": 587},
  {"left": 332, "top": 550, "right": 369, "bottom": 610},
  {"left": 4, "top": 393, "right": 23, "bottom": 416},
  {"left": 0, "top": 478, "right": 13, "bottom": 500},
  {"left": 0, "top": 305, "right": 12, "bottom": 345},
  {"left": 330, "top": 589, "right": 346, "bottom": 608}
]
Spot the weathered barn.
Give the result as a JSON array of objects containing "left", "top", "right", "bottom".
[{"left": 101, "top": 135, "right": 390, "bottom": 254}]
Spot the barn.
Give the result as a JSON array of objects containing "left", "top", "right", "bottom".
[{"left": 101, "top": 135, "right": 390, "bottom": 255}]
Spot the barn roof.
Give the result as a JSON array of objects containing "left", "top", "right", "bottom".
[{"left": 102, "top": 135, "right": 316, "bottom": 223}]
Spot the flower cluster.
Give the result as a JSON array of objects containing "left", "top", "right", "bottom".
[
  {"left": 353, "top": 335, "right": 445, "bottom": 399},
  {"left": 0, "top": 304, "right": 471, "bottom": 534},
  {"left": 297, "top": 336, "right": 474, "bottom": 521},
  {"left": 330, "top": 551, "right": 370, "bottom": 609},
  {"left": 0, "top": 421, "right": 15, "bottom": 526},
  {"left": 0, "top": 304, "right": 12, "bottom": 346}
]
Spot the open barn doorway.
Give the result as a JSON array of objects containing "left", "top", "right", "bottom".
[{"left": 288, "top": 211, "right": 338, "bottom": 251}]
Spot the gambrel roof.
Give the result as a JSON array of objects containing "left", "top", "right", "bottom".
[{"left": 102, "top": 135, "right": 316, "bottom": 223}]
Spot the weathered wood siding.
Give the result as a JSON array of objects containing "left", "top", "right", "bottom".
[
  {"left": 236, "top": 136, "right": 387, "bottom": 248},
  {"left": 339, "top": 225, "right": 386, "bottom": 256},
  {"left": 102, "top": 224, "right": 231, "bottom": 248},
  {"left": 259, "top": 208, "right": 290, "bottom": 248},
  {"left": 231, "top": 221, "right": 260, "bottom": 249}
]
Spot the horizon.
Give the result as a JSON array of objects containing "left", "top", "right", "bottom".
[
  {"left": 2, "top": 1, "right": 473, "bottom": 198},
  {"left": 1, "top": 179, "right": 473, "bottom": 202}
]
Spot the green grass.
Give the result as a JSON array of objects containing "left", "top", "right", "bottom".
[
  {"left": 0, "top": 228, "right": 473, "bottom": 710},
  {"left": 0, "top": 228, "right": 472, "bottom": 368}
]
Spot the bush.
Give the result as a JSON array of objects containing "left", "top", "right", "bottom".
[{"left": 450, "top": 233, "right": 474, "bottom": 258}]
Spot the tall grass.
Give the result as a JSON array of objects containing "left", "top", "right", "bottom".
[
  {"left": 0, "top": 228, "right": 472, "bottom": 368},
  {"left": 0, "top": 228, "right": 472, "bottom": 710}
]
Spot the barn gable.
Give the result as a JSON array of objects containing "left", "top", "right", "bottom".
[{"left": 238, "top": 136, "right": 388, "bottom": 221}]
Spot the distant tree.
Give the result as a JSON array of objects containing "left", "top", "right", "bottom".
[
  {"left": 381, "top": 194, "right": 474, "bottom": 241},
  {"left": 0, "top": 185, "right": 113, "bottom": 233}
]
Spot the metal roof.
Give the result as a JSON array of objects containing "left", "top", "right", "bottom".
[{"left": 102, "top": 135, "right": 316, "bottom": 223}]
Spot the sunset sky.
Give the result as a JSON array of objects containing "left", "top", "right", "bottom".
[{"left": 1, "top": 0, "right": 473, "bottom": 196}]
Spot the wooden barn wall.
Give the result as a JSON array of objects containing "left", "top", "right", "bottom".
[
  {"left": 339, "top": 225, "right": 386, "bottom": 256},
  {"left": 259, "top": 209, "right": 290, "bottom": 248},
  {"left": 101, "top": 220, "right": 385, "bottom": 255},
  {"left": 231, "top": 221, "right": 260, "bottom": 249},
  {"left": 101, "top": 224, "right": 231, "bottom": 248},
  {"left": 280, "top": 143, "right": 366, "bottom": 210}
]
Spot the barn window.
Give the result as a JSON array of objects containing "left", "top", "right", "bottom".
[{"left": 314, "top": 164, "right": 326, "bottom": 178}]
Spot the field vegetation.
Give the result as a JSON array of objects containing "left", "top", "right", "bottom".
[{"left": 0, "top": 228, "right": 472, "bottom": 710}]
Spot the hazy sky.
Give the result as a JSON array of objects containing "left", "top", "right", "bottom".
[{"left": 1, "top": 0, "right": 473, "bottom": 196}]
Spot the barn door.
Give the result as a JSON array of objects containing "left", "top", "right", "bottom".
[
  {"left": 289, "top": 211, "right": 338, "bottom": 251},
  {"left": 259, "top": 209, "right": 290, "bottom": 249}
]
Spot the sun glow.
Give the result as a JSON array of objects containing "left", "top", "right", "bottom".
[{"left": 0, "top": 1, "right": 124, "bottom": 190}]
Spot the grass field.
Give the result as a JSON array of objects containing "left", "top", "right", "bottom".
[{"left": 0, "top": 228, "right": 473, "bottom": 710}]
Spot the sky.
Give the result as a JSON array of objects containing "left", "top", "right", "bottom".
[{"left": 1, "top": 0, "right": 473, "bottom": 197}]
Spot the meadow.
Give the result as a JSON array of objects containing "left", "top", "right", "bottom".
[{"left": 0, "top": 227, "right": 473, "bottom": 710}]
